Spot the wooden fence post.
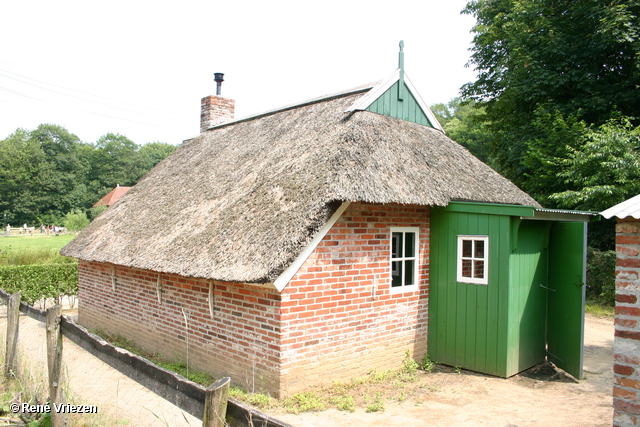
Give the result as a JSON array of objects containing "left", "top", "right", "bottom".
[
  {"left": 202, "top": 376, "right": 230, "bottom": 427},
  {"left": 46, "top": 305, "right": 66, "bottom": 427},
  {"left": 4, "top": 291, "right": 20, "bottom": 378}
]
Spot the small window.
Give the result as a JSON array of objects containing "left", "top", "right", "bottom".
[
  {"left": 457, "top": 236, "right": 488, "bottom": 285},
  {"left": 390, "top": 227, "right": 419, "bottom": 292}
]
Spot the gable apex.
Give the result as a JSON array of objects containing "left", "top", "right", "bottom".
[{"left": 346, "top": 69, "right": 444, "bottom": 132}]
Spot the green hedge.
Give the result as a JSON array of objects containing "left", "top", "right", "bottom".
[
  {"left": 0, "top": 263, "right": 78, "bottom": 305},
  {"left": 586, "top": 247, "right": 616, "bottom": 305}
]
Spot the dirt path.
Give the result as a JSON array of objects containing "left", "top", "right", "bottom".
[
  {"left": 275, "top": 314, "right": 614, "bottom": 427},
  {"left": 0, "top": 303, "right": 200, "bottom": 427}
]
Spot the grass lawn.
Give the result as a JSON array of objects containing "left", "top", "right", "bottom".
[
  {"left": 0, "top": 234, "right": 75, "bottom": 252},
  {"left": 585, "top": 301, "right": 615, "bottom": 318}
]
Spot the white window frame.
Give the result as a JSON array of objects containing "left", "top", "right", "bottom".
[
  {"left": 457, "top": 235, "right": 489, "bottom": 285},
  {"left": 389, "top": 227, "right": 420, "bottom": 294}
]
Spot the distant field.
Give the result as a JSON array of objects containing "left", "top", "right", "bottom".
[{"left": 0, "top": 234, "right": 75, "bottom": 252}]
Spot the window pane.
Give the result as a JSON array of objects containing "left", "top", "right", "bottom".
[
  {"left": 475, "top": 240, "right": 485, "bottom": 259},
  {"left": 405, "top": 232, "right": 415, "bottom": 258},
  {"left": 462, "top": 259, "right": 472, "bottom": 278},
  {"left": 392, "top": 233, "right": 402, "bottom": 259},
  {"left": 392, "top": 261, "right": 402, "bottom": 287},
  {"left": 462, "top": 240, "right": 472, "bottom": 258},
  {"left": 474, "top": 260, "right": 485, "bottom": 278},
  {"left": 405, "top": 260, "right": 415, "bottom": 285}
]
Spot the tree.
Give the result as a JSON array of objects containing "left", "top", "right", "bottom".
[
  {"left": 88, "top": 133, "right": 142, "bottom": 196},
  {"left": 462, "top": 0, "right": 640, "bottom": 196},
  {"left": 28, "top": 124, "right": 93, "bottom": 219},
  {"left": 550, "top": 117, "right": 640, "bottom": 212},
  {"left": 521, "top": 109, "right": 587, "bottom": 206},
  {"left": 0, "top": 125, "right": 90, "bottom": 225},
  {"left": 136, "top": 142, "right": 177, "bottom": 172},
  {"left": 431, "top": 98, "right": 493, "bottom": 164},
  {"left": 1, "top": 125, "right": 176, "bottom": 225},
  {"left": 0, "top": 129, "right": 46, "bottom": 224}
]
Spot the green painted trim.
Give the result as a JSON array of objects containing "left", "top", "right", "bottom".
[
  {"left": 398, "top": 41, "right": 405, "bottom": 101},
  {"left": 440, "top": 202, "right": 536, "bottom": 218}
]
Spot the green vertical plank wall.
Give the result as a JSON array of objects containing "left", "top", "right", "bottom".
[
  {"left": 428, "top": 208, "right": 512, "bottom": 377},
  {"left": 546, "top": 222, "right": 586, "bottom": 379},
  {"left": 366, "top": 81, "right": 435, "bottom": 127},
  {"left": 505, "top": 220, "right": 549, "bottom": 376}
]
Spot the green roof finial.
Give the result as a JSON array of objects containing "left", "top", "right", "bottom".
[{"left": 398, "top": 40, "right": 405, "bottom": 101}]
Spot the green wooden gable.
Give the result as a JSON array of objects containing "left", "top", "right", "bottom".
[
  {"left": 365, "top": 80, "right": 436, "bottom": 127},
  {"left": 346, "top": 41, "right": 444, "bottom": 131}
]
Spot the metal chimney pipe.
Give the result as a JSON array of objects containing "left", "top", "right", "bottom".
[{"left": 214, "top": 72, "right": 224, "bottom": 96}]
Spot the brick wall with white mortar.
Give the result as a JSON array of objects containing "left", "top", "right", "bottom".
[
  {"left": 279, "top": 202, "right": 430, "bottom": 396},
  {"left": 613, "top": 218, "right": 640, "bottom": 426},
  {"left": 77, "top": 262, "right": 282, "bottom": 394}
]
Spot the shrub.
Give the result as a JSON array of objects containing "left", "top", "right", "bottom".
[
  {"left": 88, "top": 204, "right": 108, "bottom": 221},
  {"left": 0, "top": 263, "right": 78, "bottom": 304},
  {"left": 586, "top": 247, "right": 616, "bottom": 305},
  {"left": 63, "top": 209, "right": 90, "bottom": 232}
]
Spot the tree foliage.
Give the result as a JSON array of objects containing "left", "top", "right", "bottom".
[
  {"left": 550, "top": 117, "right": 640, "bottom": 211},
  {"left": 0, "top": 124, "right": 176, "bottom": 226},
  {"left": 431, "top": 98, "right": 493, "bottom": 164},
  {"left": 462, "top": 0, "right": 640, "bottom": 200}
]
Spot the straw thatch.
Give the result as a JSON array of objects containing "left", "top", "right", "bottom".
[{"left": 62, "top": 88, "right": 539, "bottom": 283}]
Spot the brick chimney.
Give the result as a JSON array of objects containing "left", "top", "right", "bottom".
[{"left": 200, "top": 72, "right": 235, "bottom": 132}]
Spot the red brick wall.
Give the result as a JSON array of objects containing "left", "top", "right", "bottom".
[
  {"left": 200, "top": 95, "right": 235, "bottom": 132},
  {"left": 77, "top": 261, "right": 281, "bottom": 394},
  {"left": 614, "top": 218, "right": 640, "bottom": 426},
  {"left": 279, "top": 202, "right": 430, "bottom": 396}
]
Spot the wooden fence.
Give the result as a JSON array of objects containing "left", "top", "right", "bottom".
[{"left": 0, "top": 288, "right": 292, "bottom": 427}]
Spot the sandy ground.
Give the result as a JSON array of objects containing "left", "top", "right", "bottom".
[
  {"left": 275, "top": 314, "right": 614, "bottom": 427},
  {"left": 0, "top": 299, "right": 200, "bottom": 426},
  {"left": 1, "top": 296, "right": 614, "bottom": 427}
]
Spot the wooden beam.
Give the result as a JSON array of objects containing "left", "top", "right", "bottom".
[
  {"left": 202, "top": 377, "right": 230, "bottom": 427},
  {"left": 4, "top": 291, "right": 20, "bottom": 378}
]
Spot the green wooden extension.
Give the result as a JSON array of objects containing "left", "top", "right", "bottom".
[{"left": 428, "top": 202, "right": 586, "bottom": 379}]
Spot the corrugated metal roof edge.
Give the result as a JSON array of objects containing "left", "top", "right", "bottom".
[
  {"left": 530, "top": 208, "right": 598, "bottom": 223},
  {"left": 600, "top": 194, "right": 640, "bottom": 219},
  {"left": 535, "top": 208, "right": 599, "bottom": 216}
]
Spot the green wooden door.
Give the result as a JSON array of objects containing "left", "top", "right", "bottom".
[
  {"left": 546, "top": 222, "right": 586, "bottom": 379},
  {"left": 505, "top": 220, "right": 549, "bottom": 376}
]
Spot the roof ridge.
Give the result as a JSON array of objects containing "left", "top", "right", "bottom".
[{"left": 187, "top": 82, "right": 378, "bottom": 140}]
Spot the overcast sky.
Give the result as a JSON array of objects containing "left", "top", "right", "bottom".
[{"left": 0, "top": 1, "right": 477, "bottom": 146}]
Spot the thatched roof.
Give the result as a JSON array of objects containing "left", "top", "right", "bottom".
[{"left": 62, "top": 87, "right": 539, "bottom": 283}]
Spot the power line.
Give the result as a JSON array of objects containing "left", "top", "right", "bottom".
[
  {"left": 0, "top": 68, "right": 187, "bottom": 117},
  {"left": 0, "top": 86, "right": 43, "bottom": 101},
  {"left": 0, "top": 70, "right": 190, "bottom": 135},
  {"left": 0, "top": 70, "right": 185, "bottom": 121}
]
